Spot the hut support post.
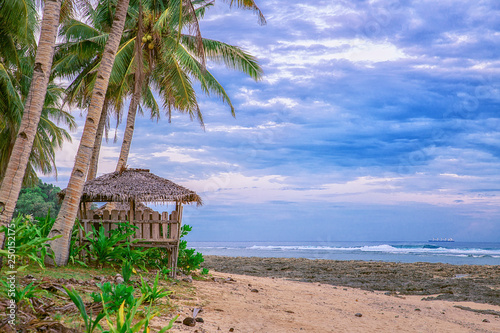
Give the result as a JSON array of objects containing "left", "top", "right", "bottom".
[
  {"left": 170, "top": 202, "right": 183, "bottom": 278},
  {"left": 129, "top": 200, "right": 136, "bottom": 241},
  {"left": 78, "top": 202, "right": 85, "bottom": 262}
]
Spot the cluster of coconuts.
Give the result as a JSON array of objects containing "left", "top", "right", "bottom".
[{"left": 142, "top": 34, "right": 154, "bottom": 49}]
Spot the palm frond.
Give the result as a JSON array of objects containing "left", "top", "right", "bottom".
[
  {"left": 182, "top": 35, "right": 263, "bottom": 80},
  {"left": 223, "top": 0, "right": 266, "bottom": 25}
]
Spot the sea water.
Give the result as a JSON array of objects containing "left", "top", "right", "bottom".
[{"left": 189, "top": 241, "right": 500, "bottom": 265}]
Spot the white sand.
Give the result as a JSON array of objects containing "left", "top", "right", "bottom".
[{"left": 158, "top": 272, "right": 500, "bottom": 333}]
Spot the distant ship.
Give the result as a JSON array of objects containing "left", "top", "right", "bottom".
[{"left": 428, "top": 238, "right": 455, "bottom": 242}]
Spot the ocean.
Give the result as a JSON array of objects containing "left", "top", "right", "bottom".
[{"left": 189, "top": 241, "right": 500, "bottom": 266}]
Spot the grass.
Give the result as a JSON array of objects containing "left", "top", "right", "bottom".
[{"left": 0, "top": 263, "right": 204, "bottom": 332}]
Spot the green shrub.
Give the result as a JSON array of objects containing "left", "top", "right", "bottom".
[
  {"left": 102, "top": 297, "right": 178, "bottom": 333},
  {"left": 143, "top": 247, "right": 169, "bottom": 270},
  {"left": 140, "top": 272, "right": 171, "bottom": 304},
  {"left": 69, "top": 220, "right": 87, "bottom": 267},
  {"left": 64, "top": 286, "right": 105, "bottom": 333},
  {"left": 177, "top": 225, "right": 204, "bottom": 274},
  {"left": 90, "top": 282, "right": 135, "bottom": 313},
  {"left": 121, "top": 260, "right": 134, "bottom": 284},
  {"left": 1, "top": 280, "right": 46, "bottom": 311},
  {"left": 0, "top": 214, "right": 61, "bottom": 269},
  {"left": 85, "top": 222, "right": 137, "bottom": 267},
  {"left": 120, "top": 244, "right": 149, "bottom": 270}
]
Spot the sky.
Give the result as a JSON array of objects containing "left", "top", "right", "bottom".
[{"left": 41, "top": 0, "right": 500, "bottom": 242}]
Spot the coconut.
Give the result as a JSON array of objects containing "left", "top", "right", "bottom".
[
  {"left": 148, "top": 43, "right": 154, "bottom": 50},
  {"left": 141, "top": 36, "right": 147, "bottom": 43},
  {"left": 147, "top": 35, "right": 153, "bottom": 41}
]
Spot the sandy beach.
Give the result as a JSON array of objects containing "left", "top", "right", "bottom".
[{"left": 159, "top": 256, "right": 500, "bottom": 333}]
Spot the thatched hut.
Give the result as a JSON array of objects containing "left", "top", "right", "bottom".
[{"left": 59, "top": 168, "right": 201, "bottom": 276}]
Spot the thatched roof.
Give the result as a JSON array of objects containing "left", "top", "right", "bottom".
[{"left": 59, "top": 168, "right": 202, "bottom": 205}]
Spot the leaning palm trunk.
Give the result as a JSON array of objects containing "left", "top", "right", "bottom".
[
  {"left": 49, "top": 0, "right": 131, "bottom": 266},
  {"left": 116, "top": 3, "right": 144, "bottom": 171},
  {"left": 0, "top": 0, "right": 62, "bottom": 248}
]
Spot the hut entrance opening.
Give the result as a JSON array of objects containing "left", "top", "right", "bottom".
[{"left": 58, "top": 168, "right": 202, "bottom": 278}]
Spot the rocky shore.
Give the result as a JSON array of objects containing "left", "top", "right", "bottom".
[{"left": 202, "top": 256, "right": 500, "bottom": 306}]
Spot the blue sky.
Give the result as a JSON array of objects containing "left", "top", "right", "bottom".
[{"left": 42, "top": 0, "right": 500, "bottom": 242}]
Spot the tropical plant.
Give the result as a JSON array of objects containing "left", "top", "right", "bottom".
[
  {"left": 49, "top": 0, "right": 132, "bottom": 266},
  {"left": 122, "top": 259, "right": 133, "bottom": 283},
  {"left": 121, "top": 244, "right": 149, "bottom": 270},
  {"left": 143, "top": 247, "right": 170, "bottom": 270},
  {"left": 140, "top": 272, "right": 171, "bottom": 304},
  {"left": 85, "top": 222, "right": 137, "bottom": 267},
  {"left": 64, "top": 286, "right": 106, "bottom": 333},
  {"left": 159, "top": 267, "right": 172, "bottom": 280},
  {"left": 177, "top": 224, "right": 204, "bottom": 274},
  {"left": 91, "top": 281, "right": 135, "bottom": 313},
  {"left": 102, "top": 297, "right": 178, "bottom": 333},
  {"left": 1, "top": 280, "right": 46, "bottom": 310},
  {"left": 0, "top": 215, "right": 61, "bottom": 269},
  {"left": 69, "top": 220, "right": 88, "bottom": 267}
]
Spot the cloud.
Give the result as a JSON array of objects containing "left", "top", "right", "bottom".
[{"left": 44, "top": 0, "right": 500, "bottom": 241}]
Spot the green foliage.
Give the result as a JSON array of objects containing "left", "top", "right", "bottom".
[
  {"left": 15, "top": 180, "right": 62, "bottom": 218},
  {"left": 64, "top": 286, "right": 105, "bottom": 333},
  {"left": 121, "top": 260, "right": 134, "bottom": 284},
  {"left": 1, "top": 280, "right": 46, "bottom": 306},
  {"left": 159, "top": 267, "right": 172, "bottom": 280},
  {"left": 90, "top": 282, "right": 135, "bottom": 313},
  {"left": 143, "top": 247, "right": 170, "bottom": 270},
  {"left": 121, "top": 244, "right": 149, "bottom": 270},
  {"left": 177, "top": 224, "right": 204, "bottom": 274},
  {"left": 85, "top": 222, "right": 138, "bottom": 267},
  {"left": 201, "top": 267, "right": 209, "bottom": 275},
  {"left": 0, "top": 215, "right": 61, "bottom": 269},
  {"left": 69, "top": 221, "right": 88, "bottom": 267},
  {"left": 102, "top": 297, "right": 178, "bottom": 333},
  {"left": 140, "top": 272, "right": 171, "bottom": 304}
]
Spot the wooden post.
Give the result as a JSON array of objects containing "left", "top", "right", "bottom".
[
  {"left": 161, "top": 211, "right": 169, "bottom": 239},
  {"left": 170, "top": 211, "right": 178, "bottom": 240},
  {"left": 103, "top": 209, "right": 111, "bottom": 236},
  {"left": 152, "top": 211, "right": 160, "bottom": 240},
  {"left": 142, "top": 210, "right": 150, "bottom": 240},
  {"left": 111, "top": 210, "right": 119, "bottom": 231},
  {"left": 135, "top": 210, "right": 143, "bottom": 239},
  {"left": 129, "top": 200, "right": 135, "bottom": 223},
  {"left": 170, "top": 201, "right": 184, "bottom": 278}
]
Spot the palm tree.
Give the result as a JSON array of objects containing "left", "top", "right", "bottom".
[
  {"left": 54, "top": 0, "right": 263, "bottom": 176},
  {"left": 48, "top": 0, "right": 132, "bottom": 266},
  {"left": 0, "top": 73, "right": 76, "bottom": 187},
  {"left": 49, "top": 0, "right": 264, "bottom": 265},
  {"left": 115, "top": 0, "right": 265, "bottom": 170},
  {"left": 0, "top": 0, "right": 67, "bottom": 248}
]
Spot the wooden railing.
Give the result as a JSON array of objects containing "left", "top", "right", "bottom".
[{"left": 79, "top": 209, "right": 181, "bottom": 247}]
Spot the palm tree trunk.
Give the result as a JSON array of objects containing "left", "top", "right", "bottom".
[
  {"left": 115, "top": 78, "right": 141, "bottom": 171},
  {"left": 0, "top": 0, "right": 62, "bottom": 247},
  {"left": 116, "top": 4, "right": 144, "bottom": 172},
  {"left": 49, "top": 0, "right": 131, "bottom": 266},
  {"left": 87, "top": 103, "right": 109, "bottom": 181}
]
